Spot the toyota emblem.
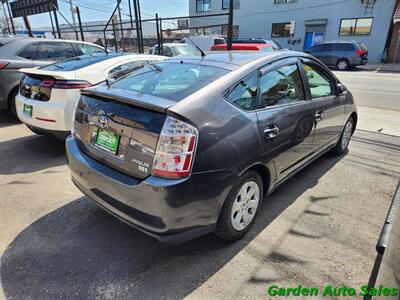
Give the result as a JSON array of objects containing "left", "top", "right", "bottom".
[{"left": 98, "top": 115, "right": 109, "bottom": 129}]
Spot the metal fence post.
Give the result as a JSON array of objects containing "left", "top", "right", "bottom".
[
  {"left": 112, "top": 18, "right": 118, "bottom": 52},
  {"left": 156, "top": 13, "right": 161, "bottom": 55},
  {"left": 49, "top": 10, "right": 56, "bottom": 38},
  {"left": 53, "top": 10, "right": 61, "bottom": 38},
  {"left": 137, "top": 0, "right": 144, "bottom": 53},
  {"left": 159, "top": 17, "right": 163, "bottom": 52},
  {"left": 76, "top": 6, "right": 84, "bottom": 41},
  {"left": 133, "top": 0, "right": 142, "bottom": 53},
  {"left": 117, "top": 0, "right": 125, "bottom": 52},
  {"left": 227, "top": 0, "right": 234, "bottom": 50}
]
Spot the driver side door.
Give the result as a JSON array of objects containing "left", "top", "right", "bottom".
[{"left": 255, "top": 58, "right": 317, "bottom": 181}]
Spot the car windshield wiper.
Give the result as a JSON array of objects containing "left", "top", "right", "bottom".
[{"left": 147, "top": 62, "right": 162, "bottom": 72}]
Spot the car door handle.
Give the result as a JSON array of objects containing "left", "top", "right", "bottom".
[
  {"left": 264, "top": 125, "right": 279, "bottom": 138},
  {"left": 315, "top": 111, "right": 325, "bottom": 121}
]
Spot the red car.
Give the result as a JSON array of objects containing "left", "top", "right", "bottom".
[{"left": 211, "top": 43, "right": 274, "bottom": 51}]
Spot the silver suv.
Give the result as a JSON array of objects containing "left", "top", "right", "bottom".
[{"left": 305, "top": 41, "right": 368, "bottom": 70}]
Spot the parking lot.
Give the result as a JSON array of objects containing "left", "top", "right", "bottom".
[{"left": 0, "top": 67, "right": 399, "bottom": 299}]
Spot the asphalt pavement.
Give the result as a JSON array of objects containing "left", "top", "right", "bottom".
[
  {"left": 333, "top": 70, "right": 400, "bottom": 111},
  {"left": 0, "top": 105, "right": 399, "bottom": 299}
]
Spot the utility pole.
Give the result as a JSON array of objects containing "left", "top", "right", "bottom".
[
  {"left": 68, "top": 0, "right": 78, "bottom": 40},
  {"left": 1, "top": 2, "right": 11, "bottom": 34},
  {"left": 5, "top": 1, "right": 15, "bottom": 35}
]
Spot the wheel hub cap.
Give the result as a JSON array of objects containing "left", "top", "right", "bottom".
[{"left": 231, "top": 181, "right": 260, "bottom": 231}]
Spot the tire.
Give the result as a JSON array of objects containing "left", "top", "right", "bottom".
[
  {"left": 8, "top": 89, "right": 18, "bottom": 117},
  {"left": 337, "top": 59, "right": 350, "bottom": 71},
  {"left": 215, "top": 171, "right": 263, "bottom": 241},
  {"left": 331, "top": 117, "right": 354, "bottom": 155}
]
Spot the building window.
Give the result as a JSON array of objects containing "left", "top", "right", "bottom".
[
  {"left": 274, "top": 0, "right": 296, "bottom": 4},
  {"left": 222, "top": 0, "right": 240, "bottom": 10},
  {"left": 271, "top": 23, "right": 291, "bottom": 37},
  {"left": 339, "top": 18, "right": 373, "bottom": 36},
  {"left": 196, "top": 0, "right": 211, "bottom": 12},
  {"left": 222, "top": 25, "right": 239, "bottom": 37}
]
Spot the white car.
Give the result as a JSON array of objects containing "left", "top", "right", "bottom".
[
  {"left": 16, "top": 53, "right": 165, "bottom": 138},
  {"left": 148, "top": 43, "right": 199, "bottom": 57}
]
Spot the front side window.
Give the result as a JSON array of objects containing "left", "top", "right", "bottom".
[
  {"left": 222, "top": 0, "right": 240, "bottom": 9},
  {"left": 303, "top": 64, "right": 333, "bottom": 99},
  {"left": 339, "top": 18, "right": 373, "bottom": 36},
  {"left": 196, "top": 0, "right": 211, "bottom": 12},
  {"left": 259, "top": 64, "right": 304, "bottom": 107},
  {"left": 111, "top": 62, "right": 228, "bottom": 102},
  {"left": 226, "top": 72, "right": 258, "bottom": 111},
  {"left": 271, "top": 23, "right": 291, "bottom": 38},
  {"left": 18, "top": 43, "right": 39, "bottom": 59},
  {"left": 37, "top": 42, "right": 76, "bottom": 61}
]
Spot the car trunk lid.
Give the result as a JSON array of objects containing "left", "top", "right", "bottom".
[
  {"left": 74, "top": 87, "right": 176, "bottom": 179},
  {"left": 19, "top": 68, "right": 75, "bottom": 101}
]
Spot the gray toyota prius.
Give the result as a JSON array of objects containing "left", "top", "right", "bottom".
[{"left": 66, "top": 51, "right": 357, "bottom": 244}]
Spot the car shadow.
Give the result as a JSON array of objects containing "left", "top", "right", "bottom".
[
  {"left": 0, "top": 111, "right": 20, "bottom": 128},
  {"left": 0, "top": 134, "right": 65, "bottom": 175},
  {"left": 1, "top": 154, "right": 342, "bottom": 299}
]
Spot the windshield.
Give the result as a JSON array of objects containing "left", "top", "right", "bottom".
[
  {"left": 110, "top": 61, "right": 229, "bottom": 101},
  {"left": 172, "top": 44, "right": 198, "bottom": 56},
  {"left": 41, "top": 54, "right": 120, "bottom": 71}
]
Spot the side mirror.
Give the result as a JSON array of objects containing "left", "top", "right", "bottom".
[
  {"left": 337, "top": 83, "right": 346, "bottom": 95},
  {"left": 304, "top": 49, "right": 311, "bottom": 54}
]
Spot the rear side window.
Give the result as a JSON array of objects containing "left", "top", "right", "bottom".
[
  {"left": 332, "top": 43, "right": 354, "bottom": 51},
  {"left": 42, "top": 54, "right": 118, "bottom": 71},
  {"left": 226, "top": 72, "right": 258, "bottom": 111},
  {"left": 18, "top": 43, "right": 39, "bottom": 59},
  {"left": 37, "top": 42, "right": 76, "bottom": 61},
  {"left": 259, "top": 64, "right": 304, "bottom": 107},
  {"left": 303, "top": 64, "right": 333, "bottom": 99},
  {"left": 110, "top": 62, "right": 229, "bottom": 102}
]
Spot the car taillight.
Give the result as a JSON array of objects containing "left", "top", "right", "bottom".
[
  {"left": 152, "top": 116, "right": 198, "bottom": 179},
  {"left": 355, "top": 49, "right": 366, "bottom": 56},
  {"left": 53, "top": 80, "right": 92, "bottom": 89},
  {"left": 39, "top": 79, "right": 56, "bottom": 88},
  {"left": 0, "top": 61, "right": 9, "bottom": 69}
]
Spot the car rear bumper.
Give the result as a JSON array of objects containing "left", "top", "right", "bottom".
[
  {"left": 15, "top": 93, "right": 72, "bottom": 132},
  {"left": 66, "top": 136, "right": 237, "bottom": 244}
]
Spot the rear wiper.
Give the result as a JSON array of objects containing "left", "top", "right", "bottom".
[
  {"left": 105, "top": 64, "right": 145, "bottom": 85},
  {"left": 148, "top": 62, "right": 162, "bottom": 72}
]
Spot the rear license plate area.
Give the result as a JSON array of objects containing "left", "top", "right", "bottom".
[
  {"left": 95, "top": 129, "right": 121, "bottom": 155},
  {"left": 23, "top": 104, "right": 33, "bottom": 117}
]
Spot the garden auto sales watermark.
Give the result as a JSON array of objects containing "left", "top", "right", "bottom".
[{"left": 267, "top": 285, "right": 399, "bottom": 297}]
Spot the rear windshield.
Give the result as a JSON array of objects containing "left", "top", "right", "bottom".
[
  {"left": 41, "top": 54, "right": 118, "bottom": 71},
  {"left": 358, "top": 42, "right": 368, "bottom": 51},
  {"left": 110, "top": 61, "right": 229, "bottom": 101},
  {"left": 172, "top": 45, "right": 198, "bottom": 56}
]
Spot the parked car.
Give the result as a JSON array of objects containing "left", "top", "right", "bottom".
[
  {"left": 66, "top": 51, "right": 357, "bottom": 244},
  {"left": 148, "top": 43, "right": 199, "bottom": 57},
  {"left": 0, "top": 38, "right": 106, "bottom": 116},
  {"left": 211, "top": 43, "right": 275, "bottom": 52},
  {"left": 180, "top": 35, "right": 225, "bottom": 52},
  {"left": 233, "top": 38, "right": 282, "bottom": 49},
  {"left": 15, "top": 53, "right": 165, "bottom": 139},
  {"left": 304, "top": 40, "right": 368, "bottom": 70}
]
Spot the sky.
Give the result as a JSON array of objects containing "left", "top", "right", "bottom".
[{"left": 3, "top": 0, "right": 189, "bottom": 29}]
